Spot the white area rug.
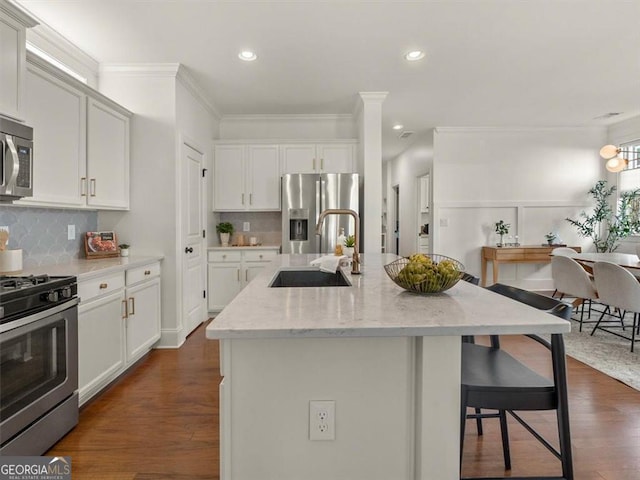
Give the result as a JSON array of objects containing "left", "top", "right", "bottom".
[{"left": 563, "top": 321, "right": 640, "bottom": 391}]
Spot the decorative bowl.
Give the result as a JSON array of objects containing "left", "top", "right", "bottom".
[{"left": 384, "top": 254, "right": 465, "bottom": 294}]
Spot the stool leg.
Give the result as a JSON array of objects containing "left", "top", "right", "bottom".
[
  {"left": 498, "top": 409, "right": 511, "bottom": 470},
  {"left": 475, "top": 407, "right": 483, "bottom": 435}
]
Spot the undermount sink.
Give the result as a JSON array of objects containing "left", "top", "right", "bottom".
[{"left": 269, "top": 268, "right": 352, "bottom": 288}]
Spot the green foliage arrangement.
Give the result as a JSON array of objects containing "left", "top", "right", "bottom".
[
  {"left": 566, "top": 180, "right": 640, "bottom": 252},
  {"left": 344, "top": 234, "right": 356, "bottom": 248},
  {"left": 494, "top": 220, "right": 510, "bottom": 235},
  {"left": 216, "top": 222, "right": 234, "bottom": 235}
]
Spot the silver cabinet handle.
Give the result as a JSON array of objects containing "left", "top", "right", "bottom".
[
  {"left": 312, "top": 158, "right": 316, "bottom": 170},
  {"left": 245, "top": 270, "right": 248, "bottom": 281},
  {"left": 144, "top": 270, "right": 151, "bottom": 275},
  {"left": 99, "top": 283, "right": 108, "bottom": 289},
  {"left": 320, "top": 158, "right": 324, "bottom": 170},
  {"left": 129, "top": 297, "right": 135, "bottom": 315},
  {"left": 90, "top": 178, "right": 96, "bottom": 197},
  {"left": 237, "top": 269, "right": 240, "bottom": 282},
  {"left": 122, "top": 299, "right": 128, "bottom": 319},
  {"left": 241, "top": 193, "right": 245, "bottom": 205},
  {"left": 81, "top": 177, "right": 87, "bottom": 196},
  {"left": 249, "top": 193, "right": 252, "bottom": 205}
]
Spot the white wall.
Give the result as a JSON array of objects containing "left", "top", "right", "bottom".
[
  {"left": 386, "top": 131, "right": 434, "bottom": 256},
  {"left": 97, "top": 65, "right": 219, "bottom": 347},
  {"left": 432, "top": 127, "right": 607, "bottom": 289}
]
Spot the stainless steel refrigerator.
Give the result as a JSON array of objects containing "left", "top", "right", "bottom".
[{"left": 282, "top": 173, "right": 359, "bottom": 254}]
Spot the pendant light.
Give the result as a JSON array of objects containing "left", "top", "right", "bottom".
[{"left": 600, "top": 144, "right": 629, "bottom": 173}]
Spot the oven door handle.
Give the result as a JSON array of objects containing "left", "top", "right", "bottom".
[{"left": 0, "top": 298, "right": 79, "bottom": 334}]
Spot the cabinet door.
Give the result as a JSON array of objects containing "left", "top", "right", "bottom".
[
  {"left": 244, "top": 264, "right": 266, "bottom": 286},
  {"left": 316, "top": 144, "right": 355, "bottom": 173},
  {"left": 246, "top": 144, "right": 280, "bottom": 210},
  {"left": 87, "top": 97, "right": 130, "bottom": 209},
  {"left": 0, "top": 11, "right": 25, "bottom": 120},
  {"left": 208, "top": 263, "right": 242, "bottom": 311},
  {"left": 125, "top": 277, "right": 161, "bottom": 364},
  {"left": 420, "top": 176, "right": 430, "bottom": 212},
  {"left": 78, "top": 290, "right": 125, "bottom": 405},
  {"left": 20, "top": 63, "right": 86, "bottom": 207},
  {"left": 214, "top": 145, "right": 246, "bottom": 210},
  {"left": 280, "top": 144, "right": 317, "bottom": 174}
]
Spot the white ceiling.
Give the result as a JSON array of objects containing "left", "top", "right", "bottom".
[{"left": 14, "top": 0, "right": 640, "bottom": 161}]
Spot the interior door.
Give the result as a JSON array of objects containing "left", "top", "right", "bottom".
[{"left": 181, "top": 141, "right": 205, "bottom": 337}]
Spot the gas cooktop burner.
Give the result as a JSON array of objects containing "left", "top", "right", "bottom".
[
  {"left": 0, "top": 274, "right": 53, "bottom": 291},
  {"left": 0, "top": 274, "right": 78, "bottom": 324}
]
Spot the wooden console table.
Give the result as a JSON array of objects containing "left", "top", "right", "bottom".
[{"left": 481, "top": 245, "right": 581, "bottom": 287}]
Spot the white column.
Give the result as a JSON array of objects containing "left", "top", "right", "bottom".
[{"left": 357, "top": 92, "right": 387, "bottom": 254}]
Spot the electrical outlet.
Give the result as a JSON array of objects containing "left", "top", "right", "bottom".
[
  {"left": 439, "top": 218, "right": 449, "bottom": 227},
  {"left": 243, "top": 222, "right": 250, "bottom": 232},
  {"left": 67, "top": 225, "right": 75, "bottom": 240},
  {"left": 309, "top": 400, "right": 335, "bottom": 441}
]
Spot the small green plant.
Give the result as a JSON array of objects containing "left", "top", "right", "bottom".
[
  {"left": 118, "top": 243, "right": 130, "bottom": 249},
  {"left": 344, "top": 234, "right": 356, "bottom": 248},
  {"left": 494, "top": 220, "right": 510, "bottom": 235},
  {"left": 216, "top": 222, "right": 234, "bottom": 235},
  {"left": 544, "top": 232, "right": 556, "bottom": 243},
  {"left": 566, "top": 180, "right": 640, "bottom": 252}
]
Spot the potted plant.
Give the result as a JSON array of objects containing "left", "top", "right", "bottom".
[
  {"left": 566, "top": 180, "right": 640, "bottom": 252},
  {"left": 343, "top": 234, "right": 356, "bottom": 258},
  {"left": 545, "top": 232, "right": 557, "bottom": 245},
  {"left": 494, "top": 220, "right": 510, "bottom": 247},
  {"left": 216, "top": 222, "right": 234, "bottom": 247},
  {"left": 118, "top": 243, "right": 130, "bottom": 257}
]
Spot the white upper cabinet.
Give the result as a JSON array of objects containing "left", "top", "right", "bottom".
[
  {"left": 86, "top": 97, "right": 130, "bottom": 209},
  {"left": 281, "top": 142, "right": 355, "bottom": 174},
  {"left": 17, "top": 54, "right": 131, "bottom": 210},
  {"left": 420, "top": 174, "right": 430, "bottom": 213},
  {"left": 0, "top": 2, "right": 37, "bottom": 121},
  {"left": 22, "top": 60, "right": 87, "bottom": 207},
  {"left": 213, "top": 143, "right": 280, "bottom": 211}
]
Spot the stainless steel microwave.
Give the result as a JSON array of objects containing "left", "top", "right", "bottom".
[{"left": 1, "top": 117, "right": 33, "bottom": 203}]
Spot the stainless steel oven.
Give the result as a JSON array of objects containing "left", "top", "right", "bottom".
[
  {"left": 0, "top": 275, "right": 79, "bottom": 455},
  {"left": 1, "top": 117, "right": 33, "bottom": 203}
]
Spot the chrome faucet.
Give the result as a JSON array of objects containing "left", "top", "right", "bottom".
[{"left": 315, "top": 209, "right": 361, "bottom": 275}]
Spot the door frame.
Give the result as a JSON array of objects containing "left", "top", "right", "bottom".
[{"left": 177, "top": 133, "right": 207, "bottom": 344}]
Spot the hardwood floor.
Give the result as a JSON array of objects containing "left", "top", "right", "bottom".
[{"left": 48, "top": 321, "right": 640, "bottom": 479}]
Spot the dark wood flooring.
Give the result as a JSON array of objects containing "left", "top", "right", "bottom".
[{"left": 47, "top": 321, "right": 640, "bottom": 479}]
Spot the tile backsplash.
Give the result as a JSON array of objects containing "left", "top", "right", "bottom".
[
  {"left": 218, "top": 211, "right": 282, "bottom": 246},
  {"left": 0, "top": 206, "right": 97, "bottom": 268}
]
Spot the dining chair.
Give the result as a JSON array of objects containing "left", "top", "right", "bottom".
[
  {"left": 460, "top": 283, "right": 573, "bottom": 480},
  {"left": 591, "top": 261, "right": 640, "bottom": 352},
  {"left": 551, "top": 255, "right": 599, "bottom": 331},
  {"left": 551, "top": 247, "right": 582, "bottom": 298}
]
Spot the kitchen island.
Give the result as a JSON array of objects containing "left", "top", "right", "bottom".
[{"left": 206, "top": 253, "right": 570, "bottom": 480}]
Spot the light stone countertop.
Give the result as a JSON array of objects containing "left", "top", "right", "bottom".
[
  {"left": 18, "top": 255, "right": 164, "bottom": 281},
  {"left": 206, "top": 253, "right": 571, "bottom": 339}
]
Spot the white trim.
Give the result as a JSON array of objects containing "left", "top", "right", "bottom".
[
  {"left": 436, "top": 200, "right": 590, "bottom": 209},
  {"left": 1, "top": 0, "right": 38, "bottom": 27},
  {"left": 222, "top": 113, "right": 353, "bottom": 122},
  {"left": 156, "top": 327, "right": 186, "bottom": 349},
  {"left": 213, "top": 138, "right": 357, "bottom": 145},
  {"left": 100, "top": 63, "right": 181, "bottom": 77},
  {"left": 435, "top": 126, "right": 607, "bottom": 134},
  {"left": 175, "top": 65, "right": 221, "bottom": 120}
]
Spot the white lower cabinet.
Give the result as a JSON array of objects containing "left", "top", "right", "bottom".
[
  {"left": 77, "top": 261, "right": 161, "bottom": 405},
  {"left": 125, "top": 264, "right": 161, "bottom": 363},
  {"left": 208, "top": 248, "right": 278, "bottom": 311},
  {"left": 78, "top": 288, "right": 125, "bottom": 405}
]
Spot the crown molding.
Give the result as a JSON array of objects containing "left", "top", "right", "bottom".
[
  {"left": 27, "top": 24, "right": 98, "bottom": 77},
  {"left": 221, "top": 113, "right": 353, "bottom": 122},
  {"left": 2, "top": 1, "right": 38, "bottom": 27},
  {"left": 175, "top": 65, "right": 221, "bottom": 120},
  {"left": 434, "top": 126, "right": 607, "bottom": 134},
  {"left": 100, "top": 63, "right": 181, "bottom": 77}
]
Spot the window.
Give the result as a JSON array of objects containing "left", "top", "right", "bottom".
[{"left": 618, "top": 140, "right": 640, "bottom": 234}]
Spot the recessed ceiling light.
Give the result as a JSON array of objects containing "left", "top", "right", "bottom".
[
  {"left": 392, "top": 124, "right": 404, "bottom": 130},
  {"left": 404, "top": 50, "right": 425, "bottom": 61},
  {"left": 238, "top": 50, "right": 257, "bottom": 61}
]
